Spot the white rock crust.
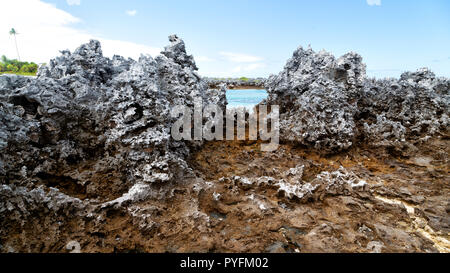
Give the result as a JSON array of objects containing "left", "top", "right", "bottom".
[{"left": 227, "top": 165, "right": 367, "bottom": 201}]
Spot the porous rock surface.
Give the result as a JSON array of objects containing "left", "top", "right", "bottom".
[
  {"left": 0, "top": 36, "right": 449, "bottom": 253},
  {"left": 0, "top": 35, "right": 225, "bottom": 238},
  {"left": 266, "top": 46, "right": 449, "bottom": 153}
]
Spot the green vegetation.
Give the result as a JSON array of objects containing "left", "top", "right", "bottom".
[
  {"left": 239, "top": 77, "right": 249, "bottom": 82},
  {"left": 0, "top": 55, "right": 38, "bottom": 76}
]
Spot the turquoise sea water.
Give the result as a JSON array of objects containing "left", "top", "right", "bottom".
[{"left": 226, "top": 89, "right": 268, "bottom": 109}]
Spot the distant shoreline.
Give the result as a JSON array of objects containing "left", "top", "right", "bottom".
[
  {"left": 228, "top": 85, "right": 266, "bottom": 90},
  {"left": 205, "top": 77, "right": 266, "bottom": 90}
]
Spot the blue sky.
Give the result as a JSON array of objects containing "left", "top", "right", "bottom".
[{"left": 2, "top": 0, "right": 449, "bottom": 78}]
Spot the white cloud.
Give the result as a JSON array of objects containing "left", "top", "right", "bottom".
[
  {"left": 232, "top": 66, "right": 242, "bottom": 73},
  {"left": 0, "top": 0, "right": 159, "bottom": 64},
  {"left": 366, "top": 0, "right": 381, "bottom": 6},
  {"left": 98, "top": 38, "right": 160, "bottom": 59},
  {"left": 126, "top": 10, "right": 137, "bottom": 16},
  {"left": 245, "top": 63, "right": 267, "bottom": 71},
  {"left": 66, "top": 0, "right": 81, "bottom": 6},
  {"left": 196, "top": 56, "right": 215, "bottom": 62},
  {"left": 231, "top": 63, "right": 266, "bottom": 73},
  {"left": 219, "top": 51, "right": 263, "bottom": 63}
]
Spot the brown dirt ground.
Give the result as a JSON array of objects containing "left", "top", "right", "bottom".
[{"left": 2, "top": 137, "right": 448, "bottom": 253}]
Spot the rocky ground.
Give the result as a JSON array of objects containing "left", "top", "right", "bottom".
[{"left": 0, "top": 35, "right": 448, "bottom": 253}]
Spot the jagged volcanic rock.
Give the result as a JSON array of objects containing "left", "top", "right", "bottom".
[
  {"left": 0, "top": 35, "right": 225, "bottom": 208},
  {"left": 265, "top": 46, "right": 449, "bottom": 154},
  {"left": 0, "top": 37, "right": 448, "bottom": 253},
  {"left": 360, "top": 68, "right": 449, "bottom": 154}
]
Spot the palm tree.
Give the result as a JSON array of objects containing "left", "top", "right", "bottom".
[{"left": 9, "top": 28, "right": 20, "bottom": 61}]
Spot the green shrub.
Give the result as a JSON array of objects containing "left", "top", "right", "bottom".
[
  {"left": 19, "top": 65, "right": 28, "bottom": 73},
  {"left": 19, "top": 63, "right": 38, "bottom": 73},
  {"left": 30, "top": 63, "right": 38, "bottom": 72},
  {"left": 6, "top": 64, "right": 19, "bottom": 72},
  {"left": 0, "top": 55, "right": 38, "bottom": 75}
]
